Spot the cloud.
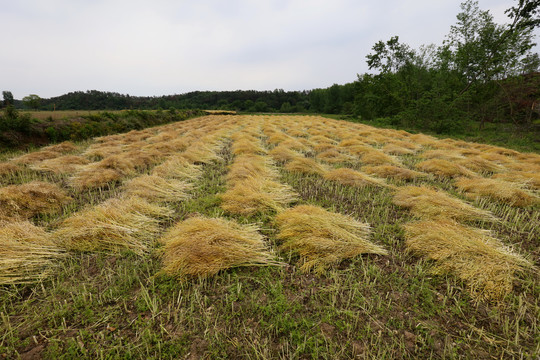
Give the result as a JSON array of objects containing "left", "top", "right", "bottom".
[{"left": 0, "top": 0, "right": 537, "bottom": 98}]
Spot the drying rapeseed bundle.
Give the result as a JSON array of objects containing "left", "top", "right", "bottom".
[
  {"left": 313, "top": 143, "right": 337, "bottom": 152},
  {"left": 160, "top": 216, "right": 277, "bottom": 278},
  {"left": 455, "top": 156, "right": 504, "bottom": 173},
  {"left": 404, "top": 219, "right": 532, "bottom": 302},
  {"left": 268, "top": 145, "right": 299, "bottom": 163},
  {"left": 280, "top": 138, "right": 309, "bottom": 151},
  {"left": 393, "top": 185, "right": 495, "bottom": 222},
  {"left": 455, "top": 177, "right": 539, "bottom": 207},
  {"left": 53, "top": 197, "right": 171, "bottom": 254},
  {"left": 152, "top": 156, "right": 202, "bottom": 180},
  {"left": 226, "top": 155, "right": 278, "bottom": 186},
  {"left": 316, "top": 149, "right": 353, "bottom": 164},
  {"left": 231, "top": 138, "right": 266, "bottom": 155},
  {"left": 220, "top": 177, "right": 297, "bottom": 215},
  {"left": 492, "top": 171, "right": 540, "bottom": 190},
  {"left": 420, "top": 149, "right": 465, "bottom": 161},
  {"left": 83, "top": 144, "right": 125, "bottom": 159},
  {"left": 42, "top": 141, "right": 78, "bottom": 153},
  {"left": 70, "top": 167, "right": 123, "bottom": 190},
  {"left": 285, "top": 157, "right": 327, "bottom": 176},
  {"left": 362, "top": 165, "right": 427, "bottom": 181},
  {"left": 324, "top": 168, "right": 387, "bottom": 188},
  {"left": 0, "top": 162, "right": 21, "bottom": 176},
  {"left": 30, "top": 155, "right": 90, "bottom": 174},
  {"left": 0, "top": 181, "right": 71, "bottom": 220},
  {"left": 360, "top": 151, "right": 399, "bottom": 166},
  {"left": 13, "top": 150, "right": 62, "bottom": 165},
  {"left": 275, "top": 205, "right": 387, "bottom": 273},
  {"left": 0, "top": 221, "right": 65, "bottom": 285},
  {"left": 382, "top": 144, "right": 415, "bottom": 156},
  {"left": 416, "top": 159, "right": 476, "bottom": 178},
  {"left": 180, "top": 142, "right": 221, "bottom": 164},
  {"left": 124, "top": 175, "right": 192, "bottom": 203}
]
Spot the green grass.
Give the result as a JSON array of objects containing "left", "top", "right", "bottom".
[{"left": 1, "top": 116, "right": 539, "bottom": 359}]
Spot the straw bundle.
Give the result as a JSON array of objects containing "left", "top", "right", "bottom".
[
  {"left": 124, "top": 175, "right": 192, "bottom": 203},
  {"left": 455, "top": 177, "right": 539, "bottom": 207},
  {"left": 404, "top": 219, "right": 532, "bottom": 302},
  {"left": 324, "top": 168, "right": 387, "bottom": 188},
  {"left": 160, "top": 216, "right": 278, "bottom": 278},
  {"left": 382, "top": 144, "right": 415, "bottom": 156},
  {"left": 53, "top": 197, "right": 171, "bottom": 254},
  {"left": 455, "top": 156, "right": 504, "bottom": 173},
  {"left": 221, "top": 177, "right": 297, "bottom": 215},
  {"left": 226, "top": 155, "right": 278, "bottom": 186},
  {"left": 0, "top": 162, "right": 21, "bottom": 176},
  {"left": 492, "top": 171, "right": 540, "bottom": 190},
  {"left": 42, "top": 141, "right": 78, "bottom": 153},
  {"left": 316, "top": 149, "right": 353, "bottom": 164},
  {"left": 30, "top": 155, "right": 90, "bottom": 174},
  {"left": 0, "top": 181, "right": 71, "bottom": 220},
  {"left": 152, "top": 156, "right": 202, "bottom": 180},
  {"left": 275, "top": 205, "right": 387, "bottom": 273},
  {"left": 231, "top": 138, "right": 266, "bottom": 155},
  {"left": 268, "top": 145, "right": 300, "bottom": 163},
  {"left": 285, "top": 157, "right": 328, "bottom": 176},
  {"left": 180, "top": 142, "right": 221, "bottom": 164},
  {"left": 0, "top": 221, "right": 64, "bottom": 285},
  {"left": 70, "top": 167, "right": 123, "bottom": 190},
  {"left": 360, "top": 151, "right": 399, "bottom": 166},
  {"left": 416, "top": 159, "right": 476, "bottom": 178},
  {"left": 362, "top": 165, "right": 427, "bottom": 181},
  {"left": 393, "top": 185, "right": 495, "bottom": 222},
  {"left": 13, "top": 150, "right": 62, "bottom": 165}
]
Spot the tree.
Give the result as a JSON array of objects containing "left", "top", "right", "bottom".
[
  {"left": 2, "top": 91, "right": 14, "bottom": 107},
  {"left": 22, "top": 94, "right": 42, "bottom": 110}
]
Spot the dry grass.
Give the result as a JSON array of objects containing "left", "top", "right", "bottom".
[
  {"left": 220, "top": 177, "right": 297, "bottom": 216},
  {"left": 316, "top": 149, "right": 353, "bottom": 164},
  {"left": 362, "top": 165, "right": 427, "bottom": 181},
  {"left": 416, "top": 159, "right": 476, "bottom": 178},
  {"left": 152, "top": 156, "right": 202, "bottom": 180},
  {"left": 12, "top": 150, "right": 62, "bottom": 165},
  {"left": 393, "top": 185, "right": 495, "bottom": 222},
  {"left": 360, "top": 151, "right": 399, "bottom": 166},
  {"left": 0, "top": 221, "right": 65, "bottom": 285},
  {"left": 124, "top": 175, "right": 192, "bottom": 203},
  {"left": 226, "top": 155, "right": 278, "bottom": 186},
  {"left": 454, "top": 177, "right": 539, "bottom": 207},
  {"left": 268, "top": 145, "right": 300, "bottom": 163},
  {"left": 404, "top": 219, "right": 532, "bottom": 302},
  {"left": 180, "top": 142, "right": 222, "bottom": 164},
  {"left": 159, "top": 216, "right": 278, "bottom": 278},
  {"left": 275, "top": 205, "right": 387, "bottom": 273},
  {"left": 0, "top": 162, "right": 22, "bottom": 176},
  {"left": 30, "top": 155, "right": 90, "bottom": 174},
  {"left": 382, "top": 144, "right": 415, "bottom": 156},
  {"left": 323, "top": 168, "right": 387, "bottom": 188},
  {"left": 285, "top": 157, "right": 328, "bottom": 176},
  {"left": 492, "top": 171, "right": 540, "bottom": 190},
  {"left": 42, "top": 141, "right": 78, "bottom": 153},
  {"left": 231, "top": 138, "right": 266, "bottom": 155},
  {"left": 455, "top": 156, "right": 504, "bottom": 174},
  {"left": 53, "top": 197, "right": 171, "bottom": 255},
  {"left": 0, "top": 181, "right": 71, "bottom": 220},
  {"left": 70, "top": 168, "right": 123, "bottom": 190}
]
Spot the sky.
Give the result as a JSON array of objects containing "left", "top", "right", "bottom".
[{"left": 1, "top": 0, "right": 538, "bottom": 99}]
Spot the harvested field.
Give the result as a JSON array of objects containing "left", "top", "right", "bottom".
[{"left": 0, "top": 114, "right": 538, "bottom": 359}]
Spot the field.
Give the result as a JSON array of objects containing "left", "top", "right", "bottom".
[{"left": 0, "top": 114, "right": 539, "bottom": 359}]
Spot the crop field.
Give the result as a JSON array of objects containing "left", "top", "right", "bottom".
[{"left": 0, "top": 114, "right": 539, "bottom": 359}]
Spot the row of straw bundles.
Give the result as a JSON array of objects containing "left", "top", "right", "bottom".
[
  {"left": 275, "top": 205, "right": 387, "bottom": 273},
  {"left": 160, "top": 216, "right": 278, "bottom": 278},
  {"left": 393, "top": 185, "right": 532, "bottom": 302},
  {"left": 53, "top": 197, "right": 172, "bottom": 255},
  {"left": 221, "top": 133, "right": 297, "bottom": 215},
  {"left": 0, "top": 221, "right": 65, "bottom": 285},
  {"left": 404, "top": 219, "right": 532, "bottom": 302},
  {"left": 0, "top": 181, "right": 71, "bottom": 221}
]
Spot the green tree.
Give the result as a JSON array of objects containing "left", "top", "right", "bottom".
[
  {"left": 2, "top": 91, "right": 14, "bottom": 107},
  {"left": 22, "top": 94, "right": 42, "bottom": 110}
]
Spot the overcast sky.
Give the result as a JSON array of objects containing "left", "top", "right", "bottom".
[{"left": 1, "top": 0, "right": 537, "bottom": 99}]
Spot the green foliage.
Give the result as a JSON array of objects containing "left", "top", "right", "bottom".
[{"left": 22, "top": 94, "right": 41, "bottom": 110}]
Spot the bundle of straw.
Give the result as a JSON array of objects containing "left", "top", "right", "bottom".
[
  {"left": 392, "top": 185, "right": 495, "bottom": 222},
  {"left": 53, "top": 197, "right": 171, "bottom": 255},
  {"left": 404, "top": 219, "right": 532, "bottom": 302},
  {"left": 0, "top": 221, "right": 64, "bottom": 285},
  {"left": 323, "top": 168, "right": 387, "bottom": 188},
  {"left": 124, "top": 175, "right": 192, "bottom": 203},
  {"left": 160, "top": 216, "right": 278, "bottom": 278},
  {"left": 455, "top": 177, "right": 539, "bottom": 207},
  {"left": 275, "top": 205, "right": 387, "bottom": 273}
]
